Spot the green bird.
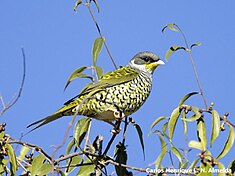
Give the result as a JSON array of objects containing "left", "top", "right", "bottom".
[{"left": 27, "top": 51, "right": 164, "bottom": 131}]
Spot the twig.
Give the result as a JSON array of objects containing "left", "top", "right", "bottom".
[
  {"left": 85, "top": 1, "right": 118, "bottom": 69},
  {"left": 0, "top": 48, "right": 26, "bottom": 116},
  {"left": 9, "top": 138, "right": 53, "bottom": 164},
  {"left": 122, "top": 116, "right": 128, "bottom": 145},
  {"left": 175, "top": 25, "right": 208, "bottom": 109}
]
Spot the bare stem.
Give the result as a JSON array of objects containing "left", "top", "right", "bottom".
[
  {"left": 0, "top": 48, "right": 26, "bottom": 116},
  {"left": 85, "top": 1, "right": 118, "bottom": 69},
  {"left": 176, "top": 25, "right": 208, "bottom": 109}
]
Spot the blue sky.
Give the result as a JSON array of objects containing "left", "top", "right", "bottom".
[{"left": 1, "top": 0, "right": 235, "bottom": 174}]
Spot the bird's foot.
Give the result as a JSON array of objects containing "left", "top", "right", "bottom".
[{"left": 113, "top": 110, "right": 125, "bottom": 121}]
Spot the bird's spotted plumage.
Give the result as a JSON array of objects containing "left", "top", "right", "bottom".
[{"left": 28, "top": 51, "right": 164, "bottom": 131}]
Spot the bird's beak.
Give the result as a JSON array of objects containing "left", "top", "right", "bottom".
[{"left": 145, "top": 59, "right": 165, "bottom": 71}]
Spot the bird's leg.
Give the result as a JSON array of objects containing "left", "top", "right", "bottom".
[{"left": 103, "top": 120, "right": 121, "bottom": 134}]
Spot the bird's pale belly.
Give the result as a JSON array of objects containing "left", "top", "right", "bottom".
[{"left": 77, "top": 75, "right": 152, "bottom": 121}]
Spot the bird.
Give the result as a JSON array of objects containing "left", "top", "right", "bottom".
[{"left": 27, "top": 51, "right": 164, "bottom": 132}]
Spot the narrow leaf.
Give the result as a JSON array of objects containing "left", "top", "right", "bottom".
[
  {"left": 64, "top": 66, "right": 89, "bottom": 91},
  {"left": 77, "top": 159, "right": 95, "bottom": 176},
  {"left": 92, "top": 37, "right": 104, "bottom": 66},
  {"left": 182, "top": 107, "right": 202, "bottom": 122},
  {"left": 95, "top": 66, "right": 104, "bottom": 80},
  {"left": 228, "top": 159, "right": 235, "bottom": 174},
  {"left": 210, "top": 110, "right": 220, "bottom": 147},
  {"left": 171, "top": 146, "right": 183, "bottom": 164},
  {"left": 134, "top": 124, "right": 145, "bottom": 159},
  {"left": 197, "top": 118, "right": 207, "bottom": 151},
  {"left": 188, "top": 140, "right": 203, "bottom": 151},
  {"left": 30, "top": 155, "right": 45, "bottom": 175},
  {"left": 165, "top": 46, "right": 185, "bottom": 62},
  {"left": 6, "top": 144, "right": 17, "bottom": 175},
  {"left": 37, "top": 163, "right": 52, "bottom": 175},
  {"left": 162, "top": 122, "right": 168, "bottom": 135},
  {"left": 162, "top": 24, "right": 179, "bottom": 33},
  {"left": 216, "top": 124, "right": 235, "bottom": 160},
  {"left": 66, "top": 156, "right": 82, "bottom": 175},
  {"left": 190, "top": 42, "right": 202, "bottom": 49},
  {"left": 155, "top": 134, "right": 167, "bottom": 169},
  {"left": 66, "top": 139, "right": 76, "bottom": 155},
  {"left": 150, "top": 116, "right": 166, "bottom": 131},
  {"left": 198, "top": 162, "right": 212, "bottom": 176},
  {"left": 188, "top": 158, "right": 200, "bottom": 170},
  {"left": 180, "top": 161, "right": 189, "bottom": 170},
  {"left": 92, "top": 0, "right": 100, "bottom": 12},
  {"left": 178, "top": 92, "right": 199, "bottom": 106},
  {"left": 114, "top": 143, "right": 131, "bottom": 176},
  {"left": 168, "top": 107, "right": 181, "bottom": 142},
  {"left": 74, "top": 118, "right": 91, "bottom": 147},
  {"left": 74, "top": 0, "right": 82, "bottom": 12},
  {"left": 181, "top": 111, "right": 188, "bottom": 135},
  {"left": 217, "top": 162, "right": 226, "bottom": 176},
  {"left": 18, "top": 145, "right": 30, "bottom": 160}
]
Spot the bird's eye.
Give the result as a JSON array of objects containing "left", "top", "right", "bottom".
[{"left": 143, "top": 57, "right": 152, "bottom": 63}]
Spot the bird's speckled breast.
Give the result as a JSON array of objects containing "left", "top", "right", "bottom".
[{"left": 79, "top": 72, "right": 152, "bottom": 120}]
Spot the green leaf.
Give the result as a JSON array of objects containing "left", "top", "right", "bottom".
[
  {"left": 180, "top": 161, "right": 189, "bottom": 170},
  {"left": 92, "top": 37, "right": 104, "bottom": 67},
  {"left": 228, "top": 159, "right": 235, "bottom": 174},
  {"left": 178, "top": 92, "right": 199, "bottom": 106},
  {"left": 171, "top": 146, "right": 182, "bottom": 164},
  {"left": 77, "top": 159, "right": 95, "bottom": 176},
  {"left": 188, "top": 140, "right": 203, "bottom": 150},
  {"left": 114, "top": 142, "right": 132, "bottom": 176},
  {"left": 30, "top": 155, "right": 45, "bottom": 176},
  {"left": 155, "top": 134, "right": 167, "bottom": 169},
  {"left": 134, "top": 124, "right": 145, "bottom": 159},
  {"left": 0, "top": 157, "right": 8, "bottom": 174},
  {"left": 91, "top": 0, "right": 100, "bottom": 12},
  {"left": 150, "top": 116, "right": 166, "bottom": 131},
  {"left": 188, "top": 158, "right": 200, "bottom": 170},
  {"left": 168, "top": 107, "right": 181, "bottom": 142},
  {"left": 182, "top": 107, "right": 202, "bottom": 122},
  {"left": 162, "top": 23, "right": 179, "bottom": 33},
  {"left": 36, "top": 163, "right": 52, "bottom": 175},
  {"left": 162, "top": 122, "right": 168, "bottom": 135},
  {"left": 6, "top": 144, "right": 17, "bottom": 176},
  {"left": 197, "top": 118, "right": 207, "bottom": 151},
  {"left": 66, "top": 156, "right": 82, "bottom": 175},
  {"left": 66, "top": 138, "right": 76, "bottom": 155},
  {"left": 64, "top": 66, "right": 92, "bottom": 91},
  {"left": 74, "top": 0, "right": 82, "bottom": 12},
  {"left": 95, "top": 66, "right": 104, "bottom": 80},
  {"left": 181, "top": 111, "right": 188, "bottom": 135},
  {"left": 74, "top": 118, "right": 91, "bottom": 147},
  {"left": 210, "top": 110, "right": 220, "bottom": 147},
  {"left": 165, "top": 46, "right": 185, "bottom": 62},
  {"left": 198, "top": 162, "right": 212, "bottom": 176},
  {"left": 190, "top": 42, "right": 202, "bottom": 49},
  {"left": 18, "top": 145, "right": 30, "bottom": 160},
  {"left": 216, "top": 124, "right": 235, "bottom": 160},
  {"left": 217, "top": 162, "right": 226, "bottom": 176}
]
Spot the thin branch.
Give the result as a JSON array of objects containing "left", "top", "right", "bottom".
[
  {"left": 175, "top": 25, "right": 208, "bottom": 109},
  {"left": 0, "top": 48, "right": 26, "bottom": 116},
  {"left": 85, "top": 1, "right": 118, "bottom": 69},
  {"left": 9, "top": 138, "right": 53, "bottom": 164}
]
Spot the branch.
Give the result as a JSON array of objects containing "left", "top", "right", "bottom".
[{"left": 0, "top": 48, "right": 26, "bottom": 116}]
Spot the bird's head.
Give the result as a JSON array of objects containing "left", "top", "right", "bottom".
[{"left": 127, "top": 51, "right": 165, "bottom": 74}]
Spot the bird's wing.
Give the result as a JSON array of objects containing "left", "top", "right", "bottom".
[{"left": 64, "top": 67, "right": 139, "bottom": 105}]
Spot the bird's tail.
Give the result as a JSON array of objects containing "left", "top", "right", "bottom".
[
  {"left": 27, "top": 101, "right": 79, "bottom": 133},
  {"left": 27, "top": 112, "right": 63, "bottom": 133}
]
